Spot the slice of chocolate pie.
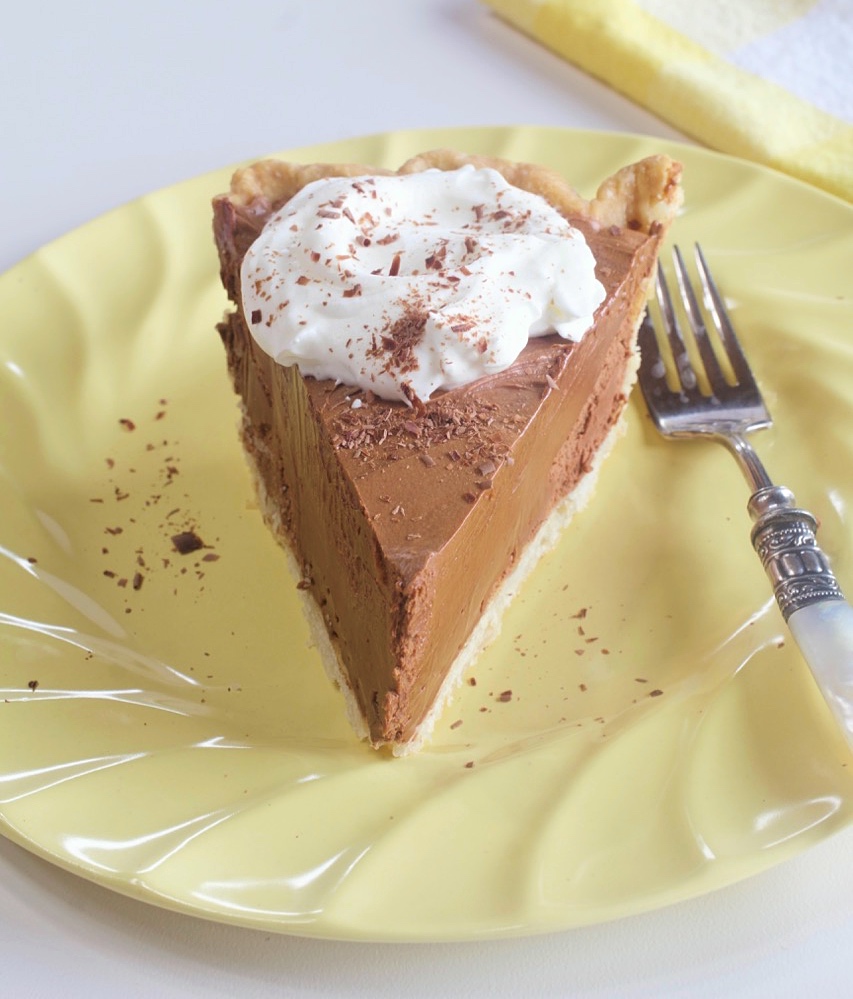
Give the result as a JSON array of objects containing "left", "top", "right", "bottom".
[{"left": 212, "top": 148, "right": 682, "bottom": 754}]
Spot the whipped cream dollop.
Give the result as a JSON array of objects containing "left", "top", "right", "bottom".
[{"left": 241, "top": 165, "right": 605, "bottom": 404}]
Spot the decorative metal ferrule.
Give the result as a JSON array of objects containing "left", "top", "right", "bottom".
[{"left": 748, "top": 486, "right": 845, "bottom": 621}]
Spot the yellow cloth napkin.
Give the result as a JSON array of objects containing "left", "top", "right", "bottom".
[{"left": 483, "top": 0, "right": 853, "bottom": 201}]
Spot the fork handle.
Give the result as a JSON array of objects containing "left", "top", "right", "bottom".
[{"left": 749, "top": 486, "right": 853, "bottom": 750}]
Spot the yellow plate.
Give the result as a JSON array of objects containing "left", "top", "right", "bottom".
[{"left": 1, "top": 126, "right": 851, "bottom": 942}]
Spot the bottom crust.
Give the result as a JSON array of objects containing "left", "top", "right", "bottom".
[{"left": 238, "top": 341, "right": 641, "bottom": 756}]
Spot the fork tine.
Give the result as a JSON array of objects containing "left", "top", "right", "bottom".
[
  {"left": 671, "top": 246, "right": 729, "bottom": 396},
  {"left": 693, "top": 244, "right": 762, "bottom": 393},
  {"left": 654, "top": 261, "right": 698, "bottom": 393}
]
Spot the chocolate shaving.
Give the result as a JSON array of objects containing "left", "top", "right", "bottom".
[
  {"left": 171, "top": 531, "right": 205, "bottom": 555},
  {"left": 424, "top": 244, "right": 447, "bottom": 271}
]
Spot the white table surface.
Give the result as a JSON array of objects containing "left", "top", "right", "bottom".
[{"left": 1, "top": 2, "right": 851, "bottom": 996}]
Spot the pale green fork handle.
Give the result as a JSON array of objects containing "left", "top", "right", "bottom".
[
  {"left": 749, "top": 485, "right": 853, "bottom": 751},
  {"left": 787, "top": 601, "right": 853, "bottom": 749}
]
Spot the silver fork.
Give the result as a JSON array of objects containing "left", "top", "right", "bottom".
[{"left": 638, "top": 245, "right": 853, "bottom": 749}]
